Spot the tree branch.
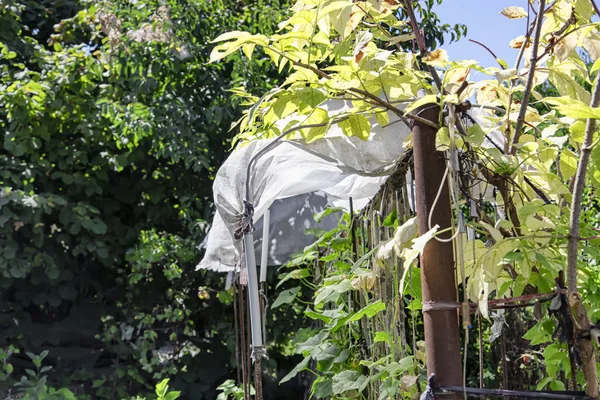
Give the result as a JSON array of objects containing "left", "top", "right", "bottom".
[
  {"left": 565, "top": 55, "right": 600, "bottom": 400},
  {"left": 287, "top": 58, "right": 437, "bottom": 128},
  {"left": 591, "top": 0, "right": 600, "bottom": 18},
  {"left": 567, "top": 69, "right": 600, "bottom": 292},
  {"left": 510, "top": 0, "right": 545, "bottom": 153},
  {"left": 402, "top": 0, "right": 444, "bottom": 91},
  {"left": 469, "top": 39, "right": 504, "bottom": 69}
]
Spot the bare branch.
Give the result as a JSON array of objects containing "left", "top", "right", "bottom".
[
  {"left": 564, "top": 50, "right": 600, "bottom": 400},
  {"left": 510, "top": 0, "right": 545, "bottom": 153},
  {"left": 468, "top": 39, "right": 504, "bottom": 69},
  {"left": 567, "top": 68, "right": 600, "bottom": 292},
  {"left": 402, "top": 0, "right": 444, "bottom": 91},
  {"left": 591, "top": 0, "right": 600, "bottom": 18}
]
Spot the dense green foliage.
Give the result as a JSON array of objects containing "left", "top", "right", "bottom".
[{"left": 0, "top": 0, "right": 291, "bottom": 397}]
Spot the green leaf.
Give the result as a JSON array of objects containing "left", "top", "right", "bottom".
[
  {"left": 314, "top": 206, "right": 344, "bottom": 223},
  {"left": 277, "top": 268, "right": 310, "bottom": 288},
  {"left": 339, "top": 114, "right": 371, "bottom": 140},
  {"left": 209, "top": 32, "right": 269, "bottom": 62},
  {"left": 404, "top": 94, "right": 438, "bottom": 114},
  {"left": 347, "top": 300, "right": 385, "bottom": 322},
  {"left": 271, "top": 286, "right": 301, "bottom": 309},
  {"left": 296, "top": 87, "right": 327, "bottom": 112},
  {"left": 591, "top": 58, "right": 600, "bottom": 74},
  {"left": 271, "top": 93, "right": 299, "bottom": 119},
  {"left": 156, "top": 379, "right": 170, "bottom": 397},
  {"left": 547, "top": 70, "right": 591, "bottom": 104},
  {"left": 536, "top": 377, "right": 553, "bottom": 390},
  {"left": 332, "top": 370, "right": 369, "bottom": 395},
  {"left": 90, "top": 219, "right": 108, "bottom": 235},
  {"left": 302, "top": 108, "right": 331, "bottom": 142},
  {"left": 523, "top": 322, "right": 552, "bottom": 346},
  {"left": 435, "top": 127, "right": 450, "bottom": 150},
  {"left": 314, "top": 278, "right": 353, "bottom": 305},
  {"left": 312, "top": 377, "right": 333, "bottom": 399},
  {"left": 570, "top": 120, "right": 586, "bottom": 143},
  {"left": 296, "top": 331, "right": 329, "bottom": 353},
  {"left": 543, "top": 96, "right": 600, "bottom": 119},
  {"left": 280, "top": 356, "right": 310, "bottom": 383},
  {"left": 164, "top": 392, "right": 181, "bottom": 400},
  {"left": 4, "top": 242, "right": 17, "bottom": 260},
  {"left": 373, "top": 331, "right": 390, "bottom": 343},
  {"left": 560, "top": 149, "right": 578, "bottom": 180},
  {"left": 382, "top": 210, "right": 397, "bottom": 227}
]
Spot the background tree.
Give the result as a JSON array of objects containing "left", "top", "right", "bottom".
[{"left": 0, "top": 0, "right": 291, "bottom": 397}]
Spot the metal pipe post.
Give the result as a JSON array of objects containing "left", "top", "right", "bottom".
[
  {"left": 411, "top": 105, "right": 462, "bottom": 390},
  {"left": 242, "top": 232, "right": 264, "bottom": 399},
  {"left": 259, "top": 209, "right": 270, "bottom": 283},
  {"left": 243, "top": 232, "right": 264, "bottom": 349}
]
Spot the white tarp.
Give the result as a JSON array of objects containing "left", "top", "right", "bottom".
[{"left": 197, "top": 100, "right": 412, "bottom": 272}]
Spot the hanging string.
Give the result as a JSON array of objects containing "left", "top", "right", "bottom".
[
  {"left": 395, "top": 191, "right": 408, "bottom": 359},
  {"left": 408, "top": 169, "right": 421, "bottom": 394},
  {"left": 478, "top": 313, "right": 484, "bottom": 389},
  {"left": 447, "top": 104, "right": 471, "bottom": 400},
  {"left": 501, "top": 327, "right": 509, "bottom": 391},
  {"left": 427, "top": 165, "right": 460, "bottom": 243},
  {"left": 427, "top": 107, "right": 460, "bottom": 243}
]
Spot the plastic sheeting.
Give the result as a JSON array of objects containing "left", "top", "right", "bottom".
[{"left": 197, "top": 100, "right": 412, "bottom": 272}]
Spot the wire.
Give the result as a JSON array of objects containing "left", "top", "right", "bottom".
[{"left": 427, "top": 165, "right": 460, "bottom": 242}]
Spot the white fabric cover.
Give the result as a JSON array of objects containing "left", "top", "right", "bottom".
[
  {"left": 197, "top": 100, "right": 412, "bottom": 272},
  {"left": 251, "top": 192, "right": 339, "bottom": 267}
]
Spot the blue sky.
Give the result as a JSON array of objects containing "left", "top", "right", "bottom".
[{"left": 433, "top": 1, "right": 530, "bottom": 72}]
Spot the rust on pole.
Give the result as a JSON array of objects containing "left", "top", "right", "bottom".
[{"left": 412, "top": 105, "right": 462, "bottom": 391}]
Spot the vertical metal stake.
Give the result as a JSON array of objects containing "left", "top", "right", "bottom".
[
  {"left": 259, "top": 209, "right": 270, "bottom": 283},
  {"left": 243, "top": 233, "right": 263, "bottom": 399},
  {"left": 411, "top": 105, "right": 462, "bottom": 392}
]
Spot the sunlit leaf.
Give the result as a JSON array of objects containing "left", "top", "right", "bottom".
[
  {"left": 424, "top": 48, "right": 448, "bottom": 68},
  {"left": 404, "top": 94, "right": 438, "bottom": 114},
  {"left": 544, "top": 96, "right": 600, "bottom": 119},
  {"left": 509, "top": 35, "right": 530, "bottom": 49},
  {"left": 500, "top": 6, "right": 528, "bottom": 19},
  {"left": 339, "top": 114, "right": 371, "bottom": 140}
]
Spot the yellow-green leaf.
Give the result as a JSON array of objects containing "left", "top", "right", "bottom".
[
  {"left": 436, "top": 127, "right": 450, "bottom": 150},
  {"left": 404, "top": 94, "right": 438, "bottom": 114},
  {"left": 543, "top": 96, "right": 600, "bottom": 119},
  {"left": 339, "top": 114, "right": 371, "bottom": 140},
  {"left": 302, "top": 108, "right": 331, "bottom": 142},
  {"left": 560, "top": 149, "right": 578, "bottom": 180}
]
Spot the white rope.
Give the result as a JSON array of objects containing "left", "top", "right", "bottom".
[{"left": 428, "top": 165, "right": 461, "bottom": 242}]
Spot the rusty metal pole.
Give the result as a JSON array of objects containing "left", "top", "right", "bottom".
[{"left": 412, "top": 105, "right": 462, "bottom": 392}]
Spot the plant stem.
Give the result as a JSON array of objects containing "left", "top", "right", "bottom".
[
  {"left": 567, "top": 75, "right": 600, "bottom": 292},
  {"left": 468, "top": 39, "right": 504, "bottom": 69},
  {"left": 511, "top": 0, "right": 545, "bottom": 153},
  {"left": 591, "top": 0, "right": 600, "bottom": 17}
]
